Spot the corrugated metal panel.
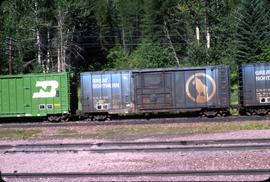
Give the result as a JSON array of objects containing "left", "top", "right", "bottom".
[
  {"left": 0, "top": 72, "right": 70, "bottom": 118},
  {"left": 134, "top": 65, "right": 230, "bottom": 112},
  {"left": 80, "top": 71, "right": 133, "bottom": 114},
  {"left": 240, "top": 63, "right": 270, "bottom": 107},
  {"left": 134, "top": 72, "right": 173, "bottom": 110},
  {"left": 175, "top": 65, "right": 230, "bottom": 109}
]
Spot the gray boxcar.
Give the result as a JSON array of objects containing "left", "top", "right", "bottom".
[
  {"left": 80, "top": 71, "right": 133, "bottom": 119},
  {"left": 133, "top": 65, "right": 230, "bottom": 116},
  {"left": 239, "top": 63, "right": 270, "bottom": 115}
]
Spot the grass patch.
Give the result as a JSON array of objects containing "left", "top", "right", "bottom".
[
  {"left": 56, "top": 128, "right": 78, "bottom": 137},
  {"left": 0, "top": 129, "right": 40, "bottom": 139},
  {"left": 2, "top": 121, "right": 269, "bottom": 140},
  {"left": 90, "top": 121, "right": 270, "bottom": 139}
]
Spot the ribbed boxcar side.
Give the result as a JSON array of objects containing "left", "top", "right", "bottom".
[
  {"left": 239, "top": 63, "right": 270, "bottom": 115},
  {"left": 80, "top": 71, "right": 133, "bottom": 119},
  {"left": 0, "top": 72, "right": 70, "bottom": 118},
  {"left": 133, "top": 65, "right": 230, "bottom": 116}
]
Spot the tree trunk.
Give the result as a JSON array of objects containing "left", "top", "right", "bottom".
[
  {"left": 68, "top": 26, "right": 76, "bottom": 71},
  {"left": 34, "top": 2, "right": 44, "bottom": 72},
  {"left": 63, "top": 28, "right": 68, "bottom": 72},
  {"left": 206, "top": 28, "right": 210, "bottom": 49},
  {"left": 57, "top": 48, "right": 61, "bottom": 72},
  {"left": 62, "top": 30, "right": 66, "bottom": 71},
  {"left": 195, "top": 17, "right": 200, "bottom": 46},
  {"left": 60, "top": 23, "right": 64, "bottom": 72},
  {"left": 205, "top": 0, "right": 210, "bottom": 49},
  {"left": 163, "top": 20, "right": 180, "bottom": 66},
  {"left": 57, "top": 7, "right": 65, "bottom": 72},
  {"left": 8, "top": 37, "right": 12, "bottom": 74},
  {"left": 46, "top": 29, "right": 51, "bottom": 73},
  {"left": 121, "top": 26, "right": 127, "bottom": 52},
  {"left": 36, "top": 30, "right": 41, "bottom": 65}
]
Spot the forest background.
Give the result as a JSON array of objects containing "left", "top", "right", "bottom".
[{"left": 0, "top": 0, "right": 270, "bottom": 89}]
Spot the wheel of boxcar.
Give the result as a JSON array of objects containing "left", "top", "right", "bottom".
[
  {"left": 255, "top": 108, "right": 268, "bottom": 115},
  {"left": 48, "top": 115, "right": 61, "bottom": 122},
  {"left": 241, "top": 109, "right": 252, "bottom": 116},
  {"left": 60, "top": 115, "right": 69, "bottom": 122},
  {"left": 203, "top": 110, "right": 218, "bottom": 118},
  {"left": 219, "top": 110, "right": 230, "bottom": 117},
  {"left": 93, "top": 115, "right": 108, "bottom": 121},
  {"left": 85, "top": 116, "right": 93, "bottom": 121}
]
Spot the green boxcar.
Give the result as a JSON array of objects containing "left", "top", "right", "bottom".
[{"left": 0, "top": 72, "right": 70, "bottom": 119}]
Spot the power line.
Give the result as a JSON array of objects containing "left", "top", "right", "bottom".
[{"left": 78, "top": 42, "right": 186, "bottom": 47}]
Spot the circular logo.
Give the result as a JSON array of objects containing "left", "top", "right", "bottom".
[{"left": 185, "top": 73, "right": 216, "bottom": 103}]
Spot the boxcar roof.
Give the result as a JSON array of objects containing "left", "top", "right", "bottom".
[
  {"left": 0, "top": 72, "right": 68, "bottom": 78},
  {"left": 81, "top": 64, "right": 227, "bottom": 74}
]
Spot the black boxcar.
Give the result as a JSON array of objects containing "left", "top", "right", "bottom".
[
  {"left": 133, "top": 65, "right": 230, "bottom": 116},
  {"left": 239, "top": 63, "right": 270, "bottom": 115}
]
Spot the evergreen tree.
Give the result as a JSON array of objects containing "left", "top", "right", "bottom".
[
  {"left": 93, "top": 0, "right": 118, "bottom": 51},
  {"left": 143, "top": 0, "right": 163, "bottom": 42},
  {"left": 115, "top": 0, "right": 143, "bottom": 53},
  {"left": 235, "top": 0, "right": 270, "bottom": 64}
]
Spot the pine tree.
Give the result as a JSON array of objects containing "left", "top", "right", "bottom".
[
  {"left": 235, "top": 0, "right": 270, "bottom": 64},
  {"left": 116, "top": 0, "right": 143, "bottom": 53}
]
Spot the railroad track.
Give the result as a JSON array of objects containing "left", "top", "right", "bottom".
[
  {"left": 1, "top": 169, "right": 270, "bottom": 178},
  {"left": 2, "top": 138, "right": 270, "bottom": 154},
  {"left": 0, "top": 115, "right": 270, "bottom": 128}
]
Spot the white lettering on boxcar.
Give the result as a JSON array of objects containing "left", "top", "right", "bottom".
[
  {"left": 92, "top": 83, "right": 120, "bottom": 89},
  {"left": 32, "top": 80, "right": 59, "bottom": 98},
  {"left": 93, "top": 78, "right": 108, "bottom": 83},
  {"left": 92, "top": 77, "right": 120, "bottom": 89},
  {"left": 255, "top": 70, "right": 270, "bottom": 81}
]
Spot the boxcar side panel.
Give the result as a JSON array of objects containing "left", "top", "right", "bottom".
[
  {"left": 30, "top": 74, "right": 70, "bottom": 116},
  {"left": 240, "top": 63, "right": 270, "bottom": 106},
  {"left": 134, "top": 72, "right": 173, "bottom": 111},
  {"left": 175, "top": 69, "right": 216, "bottom": 108},
  {"left": 174, "top": 66, "right": 229, "bottom": 109},
  {"left": 0, "top": 77, "right": 25, "bottom": 115},
  {"left": 0, "top": 72, "right": 70, "bottom": 118},
  {"left": 80, "top": 72, "right": 92, "bottom": 113},
  {"left": 80, "top": 71, "right": 133, "bottom": 114},
  {"left": 133, "top": 65, "right": 230, "bottom": 113}
]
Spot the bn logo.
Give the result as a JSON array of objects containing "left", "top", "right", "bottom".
[
  {"left": 32, "top": 80, "right": 59, "bottom": 98},
  {"left": 185, "top": 73, "right": 216, "bottom": 103}
]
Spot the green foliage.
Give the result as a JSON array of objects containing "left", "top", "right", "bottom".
[
  {"left": 107, "top": 40, "right": 176, "bottom": 69},
  {"left": 235, "top": 0, "right": 270, "bottom": 64},
  {"left": 256, "top": 44, "right": 270, "bottom": 62},
  {"left": 0, "top": 0, "right": 269, "bottom": 74},
  {"left": 93, "top": 0, "right": 118, "bottom": 50},
  {"left": 107, "top": 47, "right": 130, "bottom": 69},
  {"left": 130, "top": 40, "right": 175, "bottom": 68},
  {"left": 115, "top": 0, "right": 143, "bottom": 53},
  {"left": 0, "top": 129, "right": 40, "bottom": 139}
]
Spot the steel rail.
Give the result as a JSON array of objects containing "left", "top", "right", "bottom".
[
  {"left": 3, "top": 144, "right": 270, "bottom": 154},
  {"left": 1, "top": 169, "right": 270, "bottom": 178},
  {"left": 0, "top": 115, "right": 270, "bottom": 128},
  {"left": 1, "top": 138, "right": 270, "bottom": 150}
]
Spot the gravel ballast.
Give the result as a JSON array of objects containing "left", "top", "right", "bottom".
[{"left": 1, "top": 129, "right": 270, "bottom": 181}]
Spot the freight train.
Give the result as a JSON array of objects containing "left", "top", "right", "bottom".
[{"left": 0, "top": 63, "right": 269, "bottom": 122}]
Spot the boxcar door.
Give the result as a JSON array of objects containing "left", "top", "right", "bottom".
[
  {"left": 134, "top": 71, "right": 173, "bottom": 112},
  {"left": 0, "top": 77, "right": 25, "bottom": 116},
  {"left": 23, "top": 77, "right": 32, "bottom": 116}
]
